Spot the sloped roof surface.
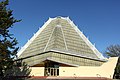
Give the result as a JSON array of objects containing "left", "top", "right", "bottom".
[{"left": 17, "top": 17, "right": 105, "bottom": 60}]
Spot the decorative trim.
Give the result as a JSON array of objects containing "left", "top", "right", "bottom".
[
  {"left": 60, "top": 25, "right": 68, "bottom": 50},
  {"left": 43, "top": 25, "right": 56, "bottom": 52}
]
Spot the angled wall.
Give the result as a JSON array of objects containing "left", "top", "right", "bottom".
[{"left": 59, "top": 57, "right": 118, "bottom": 79}]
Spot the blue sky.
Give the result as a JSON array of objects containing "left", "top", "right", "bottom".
[{"left": 8, "top": 0, "right": 120, "bottom": 56}]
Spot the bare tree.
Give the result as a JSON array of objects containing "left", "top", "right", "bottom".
[{"left": 105, "top": 44, "right": 120, "bottom": 79}]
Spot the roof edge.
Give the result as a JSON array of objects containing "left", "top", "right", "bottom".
[
  {"left": 17, "top": 49, "right": 107, "bottom": 62},
  {"left": 17, "top": 18, "right": 53, "bottom": 57},
  {"left": 65, "top": 17, "right": 105, "bottom": 60}
]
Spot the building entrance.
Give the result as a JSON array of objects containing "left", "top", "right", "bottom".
[{"left": 44, "top": 61, "right": 59, "bottom": 76}]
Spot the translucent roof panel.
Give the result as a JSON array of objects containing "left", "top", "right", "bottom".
[{"left": 18, "top": 17, "right": 105, "bottom": 60}]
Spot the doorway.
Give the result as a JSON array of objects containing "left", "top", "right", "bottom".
[{"left": 44, "top": 61, "right": 59, "bottom": 76}]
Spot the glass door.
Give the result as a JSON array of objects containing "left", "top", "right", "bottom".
[{"left": 44, "top": 61, "right": 59, "bottom": 76}]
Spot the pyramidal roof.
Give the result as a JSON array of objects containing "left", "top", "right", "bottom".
[{"left": 17, "top": 16, "right": 105, "bottom": 60}]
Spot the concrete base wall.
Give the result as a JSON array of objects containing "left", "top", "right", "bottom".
[
  {"left": 30, "top": 67, "right": 44, "bottom": 76},
  {"left": 29, "top": 57, "right": 118, "bottom": 79},
  {"left": 59, "top": 57, "right": 118, "bottom": 79}
]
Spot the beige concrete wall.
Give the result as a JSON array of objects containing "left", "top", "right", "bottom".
[
  {"left": 30, "top": 67, "right": 44, "bottom": 76},
  {"left": 59, "top": 57, "right": 118, "bottom": 79},
  {"left": 99, "top": 57, "right": 118, "bottom": 78},
  {"left": 29, "top": 57, "right": 118, "bottom": 79}
]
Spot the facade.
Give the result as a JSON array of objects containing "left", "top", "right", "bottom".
[{"left": 17, "top": 17, "right": 118, "bottom": 79}]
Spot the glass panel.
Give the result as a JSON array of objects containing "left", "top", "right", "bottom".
[
  {"left": 57, "top": 69, "right": 59, "bottom": 76},
  {"left": 51, "top": 68, "right": 53, "bottom": 76},
  {"left": 54, "top": 69, "right": 56, "bottom": 76}
]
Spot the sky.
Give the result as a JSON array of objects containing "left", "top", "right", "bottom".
[{"left": 7, "top": 0, "right": 120, "bottom": 56}]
